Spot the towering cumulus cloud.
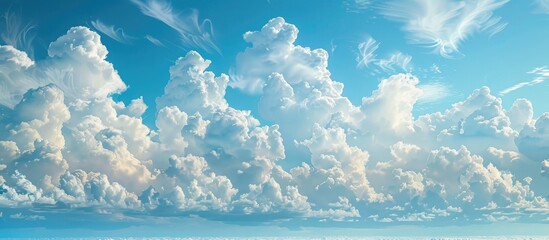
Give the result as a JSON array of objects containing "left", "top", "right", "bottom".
[
  {"left": 1, "top": 18, "right": 548, "bottom": 229},
  {"left": 0, "top": 27, "right": 126, "bottom": 108}
]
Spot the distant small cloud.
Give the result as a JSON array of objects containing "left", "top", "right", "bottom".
[
  {"left": 330, "top": 40, "right": 337, "bottom": 54},
  {"left": 430, "top": 64, "right": 442, "bottom": 74},
  {"left": 344, "top": 0, "right": 373, "bottom": 12},
  {"left": 145, "top": 34, "right": 165, "bottom": 47},
  {"left": 418, "top": 82, "right": 451, "bottom": 103},
  {"left": 9, "top": 213, "right": 46, "bottom": 221},
  {"left": 499, "top": 66, "right": 549, "bottom": 96},
  {"left": 91, "top": 20, "right": 133, "bottom": 44}
]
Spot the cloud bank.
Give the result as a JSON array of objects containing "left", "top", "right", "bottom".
[{"left": 1, "top": 17, "right": 549, "bottom": 229}]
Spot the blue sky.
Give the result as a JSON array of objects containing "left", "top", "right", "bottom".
[{"left": 1, "top": 0, "right": 549, "bottom": 237}]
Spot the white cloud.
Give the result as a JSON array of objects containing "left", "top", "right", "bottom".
[
  {"left": 307, "top": 197, "right": 360, "bottom": 220},
  {"left": 300, "top": 124, "right": 386, "bottom": 202},
  {"left": 236, "top": 178, "right": 310, "bottom": 214},
  {"left": 506, "top": 98, "right": 534, "bottom": 131},
  {"left": 380, "top": 0, "right": 509, "bottom": 58},
  {"left": 231, "top": 17, "right": 317, "bottom": 94},
  {"left": 156, "top": 51, "right": 229, "bottom": 113},
  {"left": 56, "top": 170, "right": 142, "bottom": 209},
  {"left": 91, "top": 20, "right": 133, "bottom": 44},
  {"left": 487, "top": 147, "right": 520, "bottom": 161},
  {"left": 361, "top": 74, "right": 423, "bottom": 134},
  {"left": 426, "top": 146, "right": 533, "bottom": 206},
  {"left": 131, "top": 0, "right": 220, "bottom": 54},
  {"left": 499, "top": 66, "right": 549, "bottom": 96},
  {"left": 161, "top": 154, "right": 238, "bottom": 211},
  {"left": 0, "top": 45, "right": 35, "bottom": 108},
  {"left": 542, "top": 160, "right": 549, "bottom": 178}
]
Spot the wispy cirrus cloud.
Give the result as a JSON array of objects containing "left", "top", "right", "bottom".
[
  {"left": 356, "top": 36, "right": 412, "bottom": 73},
  {"left": 356, "top": 37, "right": 379, "bottom": 68},
  {"left": 0, "top": 11, "right": 36, "bottom": 59},
  {"left": 91, "top": 20, "right": 133, "bottom": 44},
  {"left": 379, "top": 0, "right": 509, "bottom": 58},
  {"left": 145, "top": 34, "right": 165, "bottom": 47},
  {"left": 376, "top": 52, "right": 412, "bottom": 72},
  {"left": 499, "top": 66, "right": 549, "bottom": 96},
  {"left": 130, "top": 0, "right": 220, "bottom": 54}
]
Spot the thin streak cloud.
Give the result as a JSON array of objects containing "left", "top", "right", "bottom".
[
  {"left": 145, "top": 34, "right": 164, "bottom": 47},
  {"left": 499, "top": 66, "right": 549, "bottom": 96}
]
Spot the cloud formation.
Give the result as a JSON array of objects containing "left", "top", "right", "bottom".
[
  {"left": 379, "top": 0, "right": 509, "bottom": 58},
  {"left": 1, "top": 17, "right": 549, "bottom": 229}
]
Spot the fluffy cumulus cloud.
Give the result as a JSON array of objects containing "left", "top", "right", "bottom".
[
  {"left": 0, "top": 27, "right": 126, "bottom": 108},
  {"left": 1, "top": 17, "right": 549, "bottom": 229}
]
